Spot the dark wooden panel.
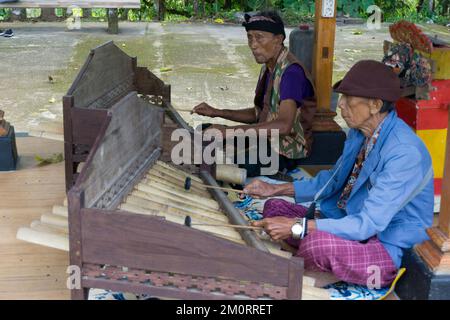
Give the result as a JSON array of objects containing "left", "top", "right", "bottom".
[
  {"left": 135, "top": 67, "right": 171, "bottom": 101},
  {"left": 76, "top": 92, "right": 163, "bottom": 208},
  {"left": 70, "top": 108, "right": 108, "bottom": 146},
  {"left": 81, "top": 209, "right": 293, "bottom": 287},
  {"left": 287, "top": 258, "right": 304, "bottom": 300},
  {"left": 68, "top": 42, "right": 135, "bottom": 110}
]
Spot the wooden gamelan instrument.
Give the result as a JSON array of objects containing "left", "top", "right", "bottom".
[{"left": 17, "top": 42, "right": 329, "bottom": 300}]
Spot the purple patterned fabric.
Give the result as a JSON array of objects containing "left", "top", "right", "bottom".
[
  {"left": 262, "top": 64, "right": 314, "bottom": 108},
  {"left": 263, "top": 199, "right": 398, "bottom": 287}
]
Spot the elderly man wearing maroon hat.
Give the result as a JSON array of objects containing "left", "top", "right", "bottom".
[{"left": 245, "top": 60, "right": 434, "bottom": 287}]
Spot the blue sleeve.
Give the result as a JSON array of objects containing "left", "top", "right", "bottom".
[
  {"left": 279, "top": 64, "right": 314, "bottom": 107},
  {"left": 293, "top": 156, "right": 343, "bottom": 203},
  {"left": 316, "top": 144, "right": 429, "bottom": 241}
]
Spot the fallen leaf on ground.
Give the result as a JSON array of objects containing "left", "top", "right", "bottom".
[
  {"left": 35, "top": 153, "right": 64, "bottom": 166},
  {"left": 160, "top": 67, "right": 172, "bottom": 73}
]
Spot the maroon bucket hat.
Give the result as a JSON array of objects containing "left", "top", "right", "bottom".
[{"left": 333, "top": 60, "right": 402, "bottom": 102}]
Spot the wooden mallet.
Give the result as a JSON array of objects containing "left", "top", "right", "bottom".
[
  {"left": 184, "top": 215, "right": 262, "bottom": 231},
  {"left": 184, "top": 177, "right": 245, "bottom": 194}
]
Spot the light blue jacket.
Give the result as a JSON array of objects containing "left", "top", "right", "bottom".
[{"left": 293, "top": 111, "right": 434, "bottom": 268}]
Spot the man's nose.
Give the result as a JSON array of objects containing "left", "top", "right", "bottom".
[{"left": 248, "top": 40, "right": 258, "bottom": 50}]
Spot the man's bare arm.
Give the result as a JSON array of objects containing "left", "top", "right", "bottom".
[
  {"left": 192, "top": 102, "right": 257, "bottom": 123},
  {"left": 227, "top": 99, "right": 297, "bottom": 135},
  {"left": 215, "top": 107, "right": 258, "bottom": 124}
]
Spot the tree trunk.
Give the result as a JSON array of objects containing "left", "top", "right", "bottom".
[
  {"left": 224, "top": 0, "right": 231, "bottom": 10},
  {"left": 193, "top": 0, "right": 199, "bottom": 18},
  {"left": 428, "top": 0, "right": 434, "bottom": 12},
  {"left": 155, "top": 0, "right": 166, "bottom": 21}
]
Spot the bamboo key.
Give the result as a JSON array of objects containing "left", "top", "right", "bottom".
[
  {"left": 184, "top": 177, "right": 245, "bottom": 194},
  {"left": 184, "top": 216, "right": 262, "bottom": 231}
]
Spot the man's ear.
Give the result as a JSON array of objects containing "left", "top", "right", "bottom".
[
  {"left": 275, "top": 34, "right": 284, "bottom": 46},
  {"left": 370, "top": 99, "right": 383, "bottom": 114}
]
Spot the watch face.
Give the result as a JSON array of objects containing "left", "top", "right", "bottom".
[{"left": 291, "top": 223, "right": 303, "bottom": 236}]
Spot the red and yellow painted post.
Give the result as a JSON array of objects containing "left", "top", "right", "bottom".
[{"left": 397, "top": 79, "right": 450, "bottom": 197}]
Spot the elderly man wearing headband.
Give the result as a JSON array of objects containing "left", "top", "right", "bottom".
[
  {"left": 244, "top": 60, "right": 434, "bottom": 287},
  {"left": 192, "top": 11, "right": 316, "bottom": 177}
]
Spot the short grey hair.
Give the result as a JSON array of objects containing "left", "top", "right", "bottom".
[{"left": 380, "top": 100, "right": 395, "bottom": 113}]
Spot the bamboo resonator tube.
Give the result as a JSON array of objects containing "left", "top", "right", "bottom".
[{"left": 184, "top": 177, "right": 244, "bottom": 194}]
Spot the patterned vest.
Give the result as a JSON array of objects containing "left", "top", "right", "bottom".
[{"left": 254, "top": 47, "right": 317, "bottom": 159}]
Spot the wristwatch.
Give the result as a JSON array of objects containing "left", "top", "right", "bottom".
[{"left": 291, "top": 218, "right": 307, "bottom": 240}]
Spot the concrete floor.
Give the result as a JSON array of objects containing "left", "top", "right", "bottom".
[{"left": 0, "top": 21, "right": 448, "bottom": 133}]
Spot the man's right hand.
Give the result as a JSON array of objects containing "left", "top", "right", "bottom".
[
  {"left": 192, "top": 102, "right": 220, "bottom": 118},
  {"left": 243, "top": 179, "right": 279, "bottom": 199}
]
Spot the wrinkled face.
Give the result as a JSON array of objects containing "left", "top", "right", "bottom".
[
  {"left": 338, "top": 95, "right": 374, "bottom": 129},
  {"left": 247, "top": 30, "right": 283, "bottom": 64}
]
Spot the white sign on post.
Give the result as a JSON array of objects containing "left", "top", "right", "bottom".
[{"left": 322, "top": 0, "right": 336, "bottom": 18}]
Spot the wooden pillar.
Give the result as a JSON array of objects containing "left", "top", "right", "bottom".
[
  {"left": 312, "top": 0, "right": 341, "bottom": 132},
  {"left": 41, "top": 8, "right": 58, "bottom": 21},
  {"left": 415, "top": 110, "right": 450, "bottom": 274},
  {"left": 68, "top": 188, "right": 89, "bottom": 300}
]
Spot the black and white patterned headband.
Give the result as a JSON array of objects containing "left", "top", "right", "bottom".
[{"left": 242, "top": 13, "right": 286, "bottom": 39}]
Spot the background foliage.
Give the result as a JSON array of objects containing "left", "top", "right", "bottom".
[{"left": 0, "top": 0, "right": 448, "bottom": 25}]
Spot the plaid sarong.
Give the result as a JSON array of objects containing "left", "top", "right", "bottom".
[{"left": 263, "top": 199, "right": 398, "bottom": 287}]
